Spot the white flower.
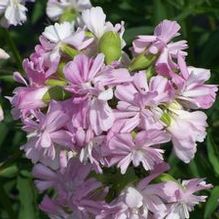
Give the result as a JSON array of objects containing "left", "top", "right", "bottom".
[
  {"left": 46, "top": 0, "right": 92, "bottom": 21},
  {"left": 0, "top": 104, "right": 3, "bottom": 122},
  {"left": 0, "top": 48, "right": 9, "bottom": 59},
  {"left": 81, "top": 6, "right": 116, "bottom": 39},
  {"left": 42, "top": 22, "right": 75, "bottom": 62},
  {"left": 0, "top": 0, "right": 34, "bottom": 27},
  {"left": 43, "top": 22, "right": 74, "bottom": 43}
]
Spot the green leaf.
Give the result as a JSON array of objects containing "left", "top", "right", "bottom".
[
  {"left": 200, "top": 30, "right": 219, "bottom": 67},
  {"left": 207, "top": 132, "right": 219, "bottom": 177},
  {"left": 31, "top": 0, "right": 46, "bottom": 24},
  {"left": 0, "top": 165, "right": 18, "bottom": 178},
  {"left": 204, "top": 186, "right": 219, "bottom": 219},
  {"left": 153, "top": 0, "right": 168, "bottom": 24},
  {"left": 17, "top": 176, "right": 38, "bottom": 219},
  {"left": 0, "top": 182, "right": 16, "bottom": 219}
]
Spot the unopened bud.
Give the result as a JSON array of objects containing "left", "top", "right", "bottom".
[
  {"left": 98, "top": 31, "right": 122, "bottom": 64},
  {"left": 57, "top": 62, "right": 66, "bottom": 80},
  {"left": 157, "top": 173, "right": 176, "bottom": 182},
  {"left": 43, "top": 86, "right": 71, "bottom": 103},
  {"left": 60, "top": 8, "right": 77, "bottom": 23},
  {"left": 129, "top": 54, "right": 156, "bottom": 72},
  {"left": 61, "top": 44, "right": 79, "bottom": 59},
  {"left": 146, "top": 66, "right": 155, "bottom": 79},
  {"left": 46, "top": 79, "right": 67, "bottom": 87}
]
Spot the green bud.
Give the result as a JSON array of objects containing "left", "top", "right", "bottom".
[
  {"left": 98, "top": 31, "right": 122, "bottom": 64},
  {"left": 43, "top": 86, "right": 71, "bottom": 103},
  {"left": 156, "top": 173, "right": 176, "bottom": 183},
  {"left": 57, "top": 62, "right": 66, "bottom": 80},
  {"left": 85, "top": 31, "right": 94, "bottom": 38},
  {"left": 61, "top": 44, "right": 79, "bottom": 59},
  {"left": 46, "top": 79, "right": 67, "bottom": 87},
  {"left": 146, "top": 66, "right": 155, "bottom": 79},
  {"left": 160, "top": 111, "right": 171, "bottom": 127},
  {"left": 60, "top": 8, "right": 77, "bottom": 22},
  {"left": 0, "top": 165, "right": 18, "bottom": 178},
  {"left": 129, "top": 54, "right": 156, "bottom": 72}
]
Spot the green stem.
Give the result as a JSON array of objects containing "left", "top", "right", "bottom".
[
  {"left": 3, "top": 29, "right": 23, "bottom": 72},
  {"left": 0, "top": 182, "right": 16, "bottom": 219}
]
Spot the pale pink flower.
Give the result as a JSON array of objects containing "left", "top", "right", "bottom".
[
  {"left": 21, "top": 105, "right": 72, "bottom": 167},
  {"left": 41, "top": 22, "right": 93, "bottom": 76},
  {"left": 64, "top": 53, "right": 131, "bottom": 134},
  {"left": 163, "top": 179, "right": 212, "bottom": 219},
  {"left": 133, "top": 20, "right": 188, "bottom": 72},
  {"left": 35, "top": 159, "right": 107, "bottom": 218},
  {"left": 106, "top": 130, "right": 170, "bottom": 174},
  {"left": 10, "top": 85, "right": 48, "bottom": 119},
  {"left": 175, "top": 55, "right": 218, "bottom": 109},
  {"left": 97, "top": 163, "right": 169, "bottom": 219},
  {"left": 115, "top": 71, "right": 173, "bottom": 132},
  {"left": 167, "top": 102, "right": 208, "bottom": 163}
]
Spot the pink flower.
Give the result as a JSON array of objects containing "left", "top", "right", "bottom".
[
  {"left": 115, "top": 71, "right": 173, "bottom": 132},
  {"left": 167, "top": 102, "right": 208, "bottom": 163},
  {"left": 10, "top": 84, "right": 48, "bottom": 119},
  {"left": 106, "top": 130, "right": 170, "bottom": 174},
  {"left": 29, "top": 22, "right": 93, "bottom": 77},
  {"left": 97, "top": 163, "right": 169, "bottom": 219},
  {"left": 35, "top": 159, "right": 107, "bottom": 218},
  {"left": 21, "top": 104, "right": 72, "bottom": 167},
  {"left": 32, "top": 163, "right": 58, "bottom": 192},
  {"left": 163, "top": 179, "right": 212, "bottom": 219},
  {"left": 175, "top": 55, "right": 218, "bottom": 109},
  {"left": 133, "top": 20, "right": 188, "bottom": 72},
  {"left": 64, "top": 53, "right": 131, "bottom": 134}
]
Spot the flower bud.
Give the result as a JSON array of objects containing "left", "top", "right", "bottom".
[
  {"left": 156, "top": 173, "right": 176, "bottom": 183},
  {"left": 61, "top": 44, "right": 79, "bottom": 59},
  {"left": 57, "top": 62, "right": 66, "bottom": 80},
  {"left": 43, "top": 86, "right": 71, "bottom": 103},
  {"left": 60, "top": 8, "right": 77, "bottom": 23},
  {"left": 146, "top": 66, "right": 155, "bottom": 79},
  {"left": 98, "top": 31, "right": 122, "bottom": 64},
  {"left": 129, "top": 54, "right": 156, "bottom": 72},
  {"left": 46, "top": 79, "right": 67, "bottom": 87}
]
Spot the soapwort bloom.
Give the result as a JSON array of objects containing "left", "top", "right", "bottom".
[
  {"left": 0, "top": 0, "right": 34, "bottom": 27},
  {"left": 9, "top": 5, "right": 216, "bottom": 219}
]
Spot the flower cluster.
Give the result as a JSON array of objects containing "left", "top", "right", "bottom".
[{"left": 10, "top": 3, "right": 217, "bottom": 219}]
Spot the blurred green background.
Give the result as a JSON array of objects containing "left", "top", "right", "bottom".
[{"left": 0, "top": 0, "right": 219, "bottom": 218}]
